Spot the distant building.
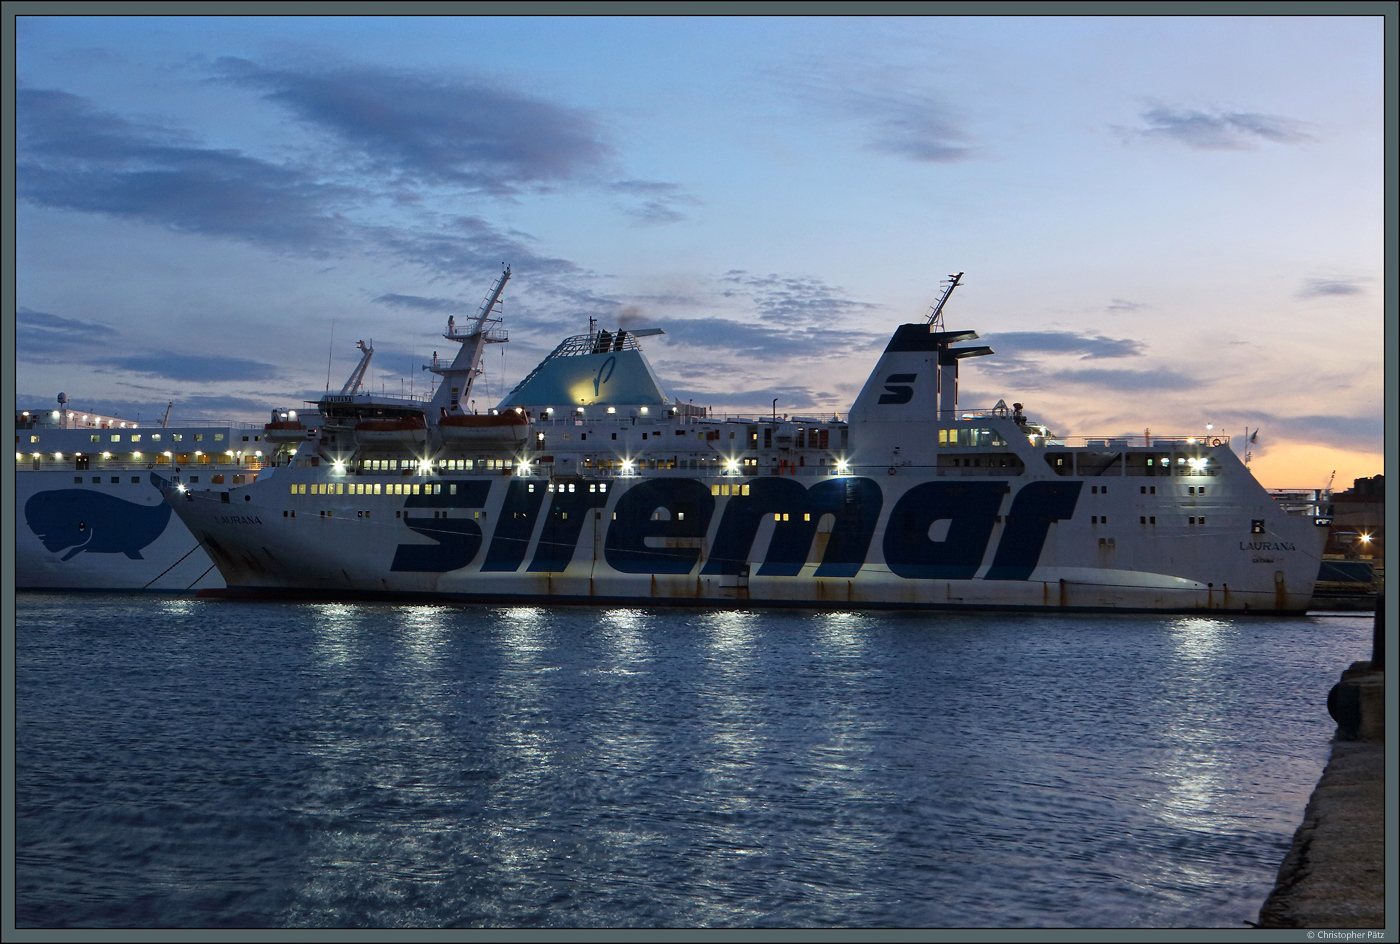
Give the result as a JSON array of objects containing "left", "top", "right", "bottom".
[{"left": 1325, "top": 474, "right": 1384, "bottom": 562}]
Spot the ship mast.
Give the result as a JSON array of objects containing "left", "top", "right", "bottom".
[
  {"left": 925, "top": 272, "right": 964, "bottom": 331},
  {"left": 340, "top": 340, "right": 374, "bottom": 395},
  {"left": 427, "top": 266, "right": 511, "bottom": 415}
]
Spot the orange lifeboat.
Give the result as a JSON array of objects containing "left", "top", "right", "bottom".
[
  {"left": 354, "top": 413, "right": 428, "bottom": 445},
  {"left": 263, "top": 420, "right": 308, "bottom": 443},
  {"left": 436, "top": 408, "right": 530, "bottom": 445}
]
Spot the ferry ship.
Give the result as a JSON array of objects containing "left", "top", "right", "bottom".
[
  {"left": 14, "top": 397, "right": 317, "bottom": 590},
  {"left": 160, "top": 269, "right": 1328, "bottom": 612}
]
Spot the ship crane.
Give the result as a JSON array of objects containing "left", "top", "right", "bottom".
[
  {"left": 340, "top": 340, "right": 374, "bottom": 395},
  {"left": 427, "top": 265, "right": 510, "bottom": 415}
]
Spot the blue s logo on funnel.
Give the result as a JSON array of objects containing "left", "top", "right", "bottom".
[{"left": 25, "top": 488, "right": 173, "bottom": 560}]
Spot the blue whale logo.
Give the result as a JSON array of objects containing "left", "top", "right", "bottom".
[{"left": 25, "top": 486, "right": 173, "bottom": 561}]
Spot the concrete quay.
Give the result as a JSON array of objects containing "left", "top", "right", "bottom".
[{"left": 1257, "top": 598, "right": 1387, "bottom": 930}]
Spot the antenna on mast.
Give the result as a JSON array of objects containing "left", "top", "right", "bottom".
[{"left": 925, "top": 272, "right": 964, "bottom": 331}]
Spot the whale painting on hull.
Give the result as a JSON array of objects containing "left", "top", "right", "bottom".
[{"left": 25, "top": 482, "right": 173, "bottom": 561}]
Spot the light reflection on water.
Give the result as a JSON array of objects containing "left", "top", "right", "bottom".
[{"left": 14, "top": 595, "right": 1376, "bottom": 929}]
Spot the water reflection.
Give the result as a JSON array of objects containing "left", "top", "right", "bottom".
[
  {"left": 1154, "top": 617, "right": 1244, "bottom": 872},
  {"left": 157, "top": 598, "right": 196, "bottom": 619},
  {"left": 1167, "top": 617, "right": 1230, "bottom": 661},
  {"left": 597, "top": 608, "right": 651, "bottom": 675},
  {"left": 393, "top": 604, "right": 452, "bottom": 673},
  {"left": 309, "top": 602, "right": 365, "bottom": 669},
  {"left": 496, "top": 606, "right": 550, "bottom": 660}
]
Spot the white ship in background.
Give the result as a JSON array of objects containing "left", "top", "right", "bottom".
[
  {"left": 157, "top": 268, "right": 1328, "bottom": 613},
  {"left": 14, "top": 396, "right": 318, "bottom": 590}
]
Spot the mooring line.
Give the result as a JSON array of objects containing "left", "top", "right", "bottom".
[{"left": 142, "top": 542, "right": 205, "bottom": 590}]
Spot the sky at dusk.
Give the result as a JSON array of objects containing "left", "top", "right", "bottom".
[{"left": 12, "top": 13, "right": 1386, "bottom": 489}]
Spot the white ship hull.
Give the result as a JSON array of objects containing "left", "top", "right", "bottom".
[{"left": 169, "top": 458, "right": 1323, "bottom": 613}]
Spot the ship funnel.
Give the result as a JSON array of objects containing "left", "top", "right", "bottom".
[{"left": 849, "top": 325, "right": 991, "bottom": 423}]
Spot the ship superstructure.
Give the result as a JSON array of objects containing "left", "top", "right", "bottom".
[{"left": 159, "top": 270, "right": 1328, "bottom": 612}]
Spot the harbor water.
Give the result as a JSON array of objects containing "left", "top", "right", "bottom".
[{"left": 14, "top": 593, "right": 1373, "bottom": 928}]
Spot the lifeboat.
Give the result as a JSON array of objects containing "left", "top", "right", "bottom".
[
  {"left": 354, "top": 413, "right": 428, "bottom": 445},
  {"left": 263, "top": 420, "right": 309, "bottom": 443},
  {"left": 436, "top": 408, "right": 530, "bottom": 445}
]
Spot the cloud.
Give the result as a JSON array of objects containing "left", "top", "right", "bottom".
[
  {"left": 373, "top": 293, "right": 474, "bottom": 314},
  {"left": 17, "top": 85, "right": 584, "bottom": 283},
  {"left": 1127, "top": 105, "right": 1313, "bottom": 150},
  {"left": 629, "top": 271, "right": 885, "bottom": 363},
  {"left": 1056, "top": 367, "right": 1194, "bottom": 391},
  {"left": 842, "top": 89, "right": 974, "bottom": 163},
  {"left": 650, "top": 317, "right": 847, "bottom": 359},
  {"left": 985, "top": 330, "right": 1146, "bottom": 359},
  {"left": 1213, "top": 411, "right": 1383, "bottom": 454},
  {"left": 366, "top": 216, "right": 575, "bottom": 282},
  {"left": 667, "top": 385, "right": 827, "bottom": 411},
  {"left": 610, "top": 180, "right": 699, "bottom": 225},
  {"left": 17, "top": 87, "right": 357, "bottom": 250},
  {"left": 100, "top": 351, "right": 282, "bottom": 383},
  {"left": 777, "top": 66, "right": 975, "bottom": 164},
  {"left": 1297, "top": 277, "right": 1365, "bottom": 298},
  {"left": 720, "top": 270, "right": 881, "bottom": 325},
  {"left": 218, "top": 58, "right": 612, "bottom": 194},
  {"left": 1107, "top": 298, "right": 1146, "bottom": 313},
  {"left": 18, "top": 306, "right": 120, "bottom": 354}
]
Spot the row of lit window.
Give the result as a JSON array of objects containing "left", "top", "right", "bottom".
[
  {"left": 938, "top": 428, "right": 1007, "bottom": 447},
  {"left": 358, "top": 458, "right": 515, "bottom": 471},
  {"left": 20, "top": 451, "right": 249, "bottom": 461},
  {"left": 292, "top": 482, "right": 453, "bottom": 496}
]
